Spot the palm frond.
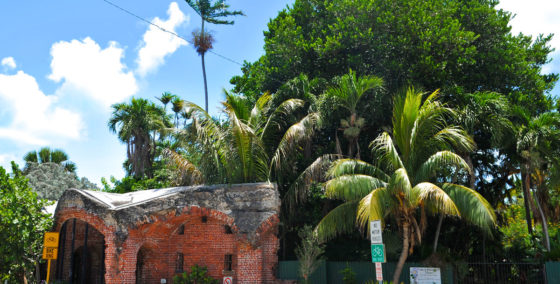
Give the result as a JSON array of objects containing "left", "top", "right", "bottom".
[
  {"left": 356, "top": 187, "right": 391, "bottom": 229},
  {"left": 324, "top": 174, "right": 386, "bottom": 201},
  {"left": 442, "top": 183, "right": 497, "bottom": 236},
  {"left": 327, "top": 159, "right": 390, "bottom": 181},
  {"left": 270, "top": 112, "right": 320, "bottom": 175},
  {"left": 370, "top": 132, "right": 404, "bottom": 171},
  {"left": 163, "top": 148, "right": 204, "bottom": 185},
  {"left": 412, "top": 182, "right": 460, "bottom": 217},
  {"left": 415, "top": 151, "right": 471, "bottom": 182},
  {"left": 284, "top": 154, "right": 340, "bottom": 211},
  {"left": 315, "top": 200, "right": 359, "bottom": 243}
]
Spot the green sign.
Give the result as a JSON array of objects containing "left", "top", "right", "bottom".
[{"left": 371, "top": 244, "right": 385, "bottom": 263}]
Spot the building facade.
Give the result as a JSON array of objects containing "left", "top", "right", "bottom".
[{"left": 51, "top": 183, "right": 280, "bottom": 284}]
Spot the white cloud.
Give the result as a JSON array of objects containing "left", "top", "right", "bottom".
[
  {"left": 136, "top": 2, "right": 189, "bottom": 76},
  {"left": 1, "top": 57, "right": 16, "bottom": 69},
  {"left": 49, "top": 37, "right": 138, "bottom": 107},
  {"left": 0, "top": 71, "right": 83, "bottom": 145}
]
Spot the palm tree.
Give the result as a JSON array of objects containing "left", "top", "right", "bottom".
[
  {"left": 323, "top": 70, "right": 383, "bottom": 159},
  {"left": 513, "top": 109, "right": 560, "bottom": 250},
  {"left": 157, "top": 92, "right": 176, "bottom": 112},
  {"left": 165, "top": 89, "right": 319, "bottom": 184},
  {"left": 314, "top": 88, "right": 496, "bottom": 283},
  {"left": 183, "top": 0, "right": 243, "bottom": 112},
  {"left": 23, "top": 147, "right": 77, "bottom": 173},
  {"left": 430, "top": 92, "right": 513, "bottom": 253},
  {"left": 171, "top": 97, "right": 185, "bottom": 128},
  {"left": 108, "top": 98, "right": 169, "bottom": 178}
]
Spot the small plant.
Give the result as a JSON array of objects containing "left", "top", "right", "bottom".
[
  {"left": 173, "top": 264, "right": 218, "bottom": 284},
  {"left": 340, "top": 264, "right": 357, "bottom": 284},
  {"left": 295, "top": 225, "right": 325, "bottom": 283}
]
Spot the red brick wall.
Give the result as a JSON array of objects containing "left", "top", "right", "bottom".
[{"left": 54, "top": 206, "right": 280, "bottom": 284}]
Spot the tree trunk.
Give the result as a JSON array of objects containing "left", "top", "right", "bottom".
[
  {"left": 200, "top": 18, "right": 209, "bottom": 112},
  {"left": 393, "top": 223, "right": 410, "bottom": 284},
  {"left": 432, "top": 214, "right": 444, "bottom": 254},
  {"left": 533, "top": 187, "right": 551, "bottom": 251},
  {"left": 521, "top": 169, "right": 534, "bottom": 235}
]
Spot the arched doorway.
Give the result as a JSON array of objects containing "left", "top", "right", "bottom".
[
  {"left": 56, "top": 218, "right": 105, "bottom": 284},
  {"left": 135, "top": 245, "right": 159, "bottom": 284}
]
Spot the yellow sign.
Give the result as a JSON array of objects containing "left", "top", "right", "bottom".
[
  {"left": 43, "top": 232, "right": 59, "bottom": 247},
  {"left": 42, "top": 247, "right": 58, "bottom": 260}
]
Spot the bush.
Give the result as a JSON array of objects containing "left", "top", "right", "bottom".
[{"left": 173, "top": 265, "right": 218, "bottom": 284}]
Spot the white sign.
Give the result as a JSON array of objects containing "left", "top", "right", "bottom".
[
  {"left": 410, "top": 267, "right": 441, "bottom": 284},
  {"left": 223, "top": 276, "right": 233, "bottom": 284},
  {"left": 370, "top": 220, "right": 382, "bottom": 244},
  {"left": 375, "top": 262, "right": 383, "bottom": 281}
]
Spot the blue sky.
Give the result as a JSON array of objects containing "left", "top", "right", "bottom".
[{"left": 0, "top": 0, "right": 558, "bottom": 186}]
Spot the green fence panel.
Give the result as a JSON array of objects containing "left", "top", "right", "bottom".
[
  {"left": 278, "top": 260, "right": 328, "bottom": 283},
  {"left": 546, "top": 262, "right": 560, "bottom": 284},
  {"left": 278, "top": 261, "right": 453, "bottom": 284}
]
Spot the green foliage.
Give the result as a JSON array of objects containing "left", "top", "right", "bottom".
[
  {"left": 172, "top": 264, "right": 219, "bottom": 284},
  {"left": 232, "top": 0, "right": 556, "bottom": 115},
  {"left": 295, "top": 225, "right": 325, "bottom": 282},
  {"left": 339, "top": 264, "right": 357, "bottom": 284},
  {"left": 0, "top": 162, "right": 53, "bottom": 283},
  {"left": 100, "top": 172, "right": 170, "bottom": 193},
  {"left": 24, "top": 162, "right": 98, "bottom": 200},
  {"left": 500, "top": 201, "right": 560, "bottom": 259}
]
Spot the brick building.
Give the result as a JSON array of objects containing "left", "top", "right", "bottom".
[{"left": 51, "top": 182, "right": 281, "bottom": 284}]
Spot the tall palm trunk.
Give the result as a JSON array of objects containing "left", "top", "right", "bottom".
[
  {"left": 521, "top": 168, "right": 534, "bottom": 235},
  {"left": 432, "top": 214, "right": 443, "bottom": 254},
  {"left": 200, "top": 18, "right": 209, "bottom": 112},
  {"left": 534, "top": 186, "right": 551, "bottom": 251},
  {"left": 393, "top": 222, "right": 410, "bottom": 284}
]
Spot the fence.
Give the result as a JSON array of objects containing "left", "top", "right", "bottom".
[
  {"left": 458, "top": 262, "right": 546, "bottom": 284},
  {"left": 277, "top": 261, "right": 453, "bottom": 284},
  {"left": 278, "top": 261, "right": 560, "bottom": 284}
]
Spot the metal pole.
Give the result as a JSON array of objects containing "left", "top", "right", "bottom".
[
  {"left": 46, "top": 260, "right": 52, "bottom": 284},
  {"left": 69, "top": 219, "right": 76, "bottom": 283},
  {"left": 81, "top": 223, "right": 89, "bottom": 284}
]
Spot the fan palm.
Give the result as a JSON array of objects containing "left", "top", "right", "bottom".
[
  {"left": 315, "top": 88, "right": 496, "bottom": 283},
  {"left": 324, "top": 70, "right": 383, "bottom": 158},
  {"left": 166, "top": 89, "right": 319, "bottom": 184},
  {"left": 108, "top": 98, "right": 169, "bottom": 178},
  {"left": 183, "top": 0, "right": 243, "bottom": 112}
]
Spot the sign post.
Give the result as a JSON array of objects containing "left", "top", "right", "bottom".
[
  {"left": 42, "top": 232, "right": 59, "bottom": 283},
  {"left": 370, "top": 220, "right": 384, "bottom": 284}
]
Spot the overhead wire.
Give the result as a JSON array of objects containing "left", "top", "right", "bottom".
[{"left": 99, "top": 0, "right": 291, "bottom": 96}]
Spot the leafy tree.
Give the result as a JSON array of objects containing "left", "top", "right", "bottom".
[
  {"left": 23, "top": 147, "right": 76, "bottom": 173},
  {"left": 109, "top": 97, "right": 170, "bottom": 178},
  {"left": 183, "top": 0, "right": 243, "bottom": 112},
  {"left": 0, "top": 163, "right": 53, "bottom": 283},
  {"left": 313, "top": 89, "right": 496, "bottom": 282},
  {"left": 24, "top": 162, "right": 98, "bottom": 200},
  {"left": 231, "top": 0, "right": 556, "bottom": 120}
]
